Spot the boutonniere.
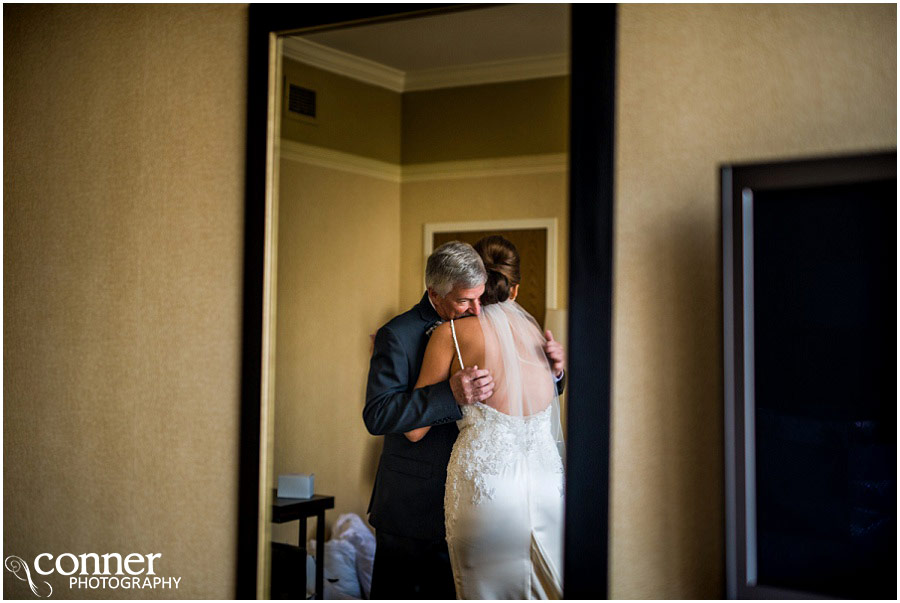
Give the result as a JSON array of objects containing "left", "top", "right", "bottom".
[{"left": 425, "top": 321, "right": 443, "bottom": 337}]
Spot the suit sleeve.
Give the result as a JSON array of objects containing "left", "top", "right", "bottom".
[
  {"left": 555, "top": 370, "right": 566, "bottom": 396},
  {"left": 363, "top": 325, "right": 463, "bottom": 436}
]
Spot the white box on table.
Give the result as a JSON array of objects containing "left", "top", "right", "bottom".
[{"left": 277, "top": 473, "right": 315, "bottom": 499}]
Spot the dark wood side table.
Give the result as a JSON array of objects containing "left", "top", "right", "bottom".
[{"left": 272, "top": 492, "right": 335, "bottom": 600}]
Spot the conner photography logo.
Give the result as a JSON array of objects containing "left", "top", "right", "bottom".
[{"left": 5, "top": 552, "right": 182, "bottom": 597}]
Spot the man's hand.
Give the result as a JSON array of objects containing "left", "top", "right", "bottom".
[
  {"left": 543, "top": 330, "right": 566, "bottom": 378},
  {"left": 449, "top": 366, "right": 494, "bottom": 406}
]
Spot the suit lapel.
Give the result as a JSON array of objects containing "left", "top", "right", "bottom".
[{"left": 416, "top": 291, "right": 441, "bottom": 325}]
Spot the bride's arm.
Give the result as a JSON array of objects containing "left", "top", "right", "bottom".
[{"left": 405, "top": 323, "right": 455, "bottom": 442}]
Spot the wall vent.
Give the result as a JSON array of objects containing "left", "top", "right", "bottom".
[{"left": 288, "top": 85, "right": 316, "bottom": 119}]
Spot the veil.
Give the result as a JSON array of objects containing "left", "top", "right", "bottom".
[
  {"left": 477, "top": 300, "right": 566, "bottom": 461},
  {"left": 447, "top": 298, "right": 565, "bottom": 598}
]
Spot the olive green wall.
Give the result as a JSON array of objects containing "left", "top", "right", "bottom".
[
  {"left": 4, "top": 4, "right": 246, "bottom": 599},
  {"left": 611, "top": 4, "right": 896, "bottom": 598},
  {"left": 281, "top": 58, "right": 401, "bottom": 164},
  {"left": 280, "top": 56, "right": 568, "bottom": 165},
  {"left": 402, "top": 77, "right": 569, "bottom": 163}
]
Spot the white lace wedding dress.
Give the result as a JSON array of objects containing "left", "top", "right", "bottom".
[{"left": 444, "top": 301, "right": 565, "bottom": 599}]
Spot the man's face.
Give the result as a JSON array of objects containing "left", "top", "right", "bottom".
[{"left": 429, "top": 283, "right": 485, "bottom": 321}]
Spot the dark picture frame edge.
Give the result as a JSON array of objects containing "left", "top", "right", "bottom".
[{"left": 239, "top": 4, "right": 617, "bottom": 599}]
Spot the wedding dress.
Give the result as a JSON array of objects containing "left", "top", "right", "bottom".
[{"left": 444, "top": 301, "right": 565, "bottom": 599}]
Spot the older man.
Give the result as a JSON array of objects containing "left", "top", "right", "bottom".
[
  {"left": 363, "top": 241, "right": 491, "bottom": 599},
  {"left": 363, "top": 241, "right": 565, "bottom": 599}
]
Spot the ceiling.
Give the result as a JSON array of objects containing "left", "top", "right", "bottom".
[{"left": 295, "top": 4, "right": 570, "bottom": 72}]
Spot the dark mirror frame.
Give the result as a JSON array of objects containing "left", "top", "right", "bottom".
[{"left": 239, "top": 4, "right": 616, "bottom": 599}]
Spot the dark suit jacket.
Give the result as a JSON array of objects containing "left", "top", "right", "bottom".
[
  {"left": 364, "top": 293, "right": 462, "bottom": 541},
  {"left": 363, "top": 292, "right": 567, "bottom": 541}
]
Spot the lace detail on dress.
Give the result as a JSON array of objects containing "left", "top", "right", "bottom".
[{"left": 444, "top": 403, "right": 565, "bottom": 534}]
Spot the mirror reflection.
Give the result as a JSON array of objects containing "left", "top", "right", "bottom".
[{"left": 267, "top": 5, "right": 570, "bottom": 599}]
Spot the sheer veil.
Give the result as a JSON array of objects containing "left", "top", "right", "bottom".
[
  {"left": 477, "top": 300, "right": 566, "bottom": 461},
  {"left": 445, "top": 298, "right": 566, "bottom": 599}
]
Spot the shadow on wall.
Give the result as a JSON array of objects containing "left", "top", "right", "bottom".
[
  {"left": 662, "top": 205, "right": 723, "bottom": 589},
  {"left": 361, "top": 438, "right": 384, "bottom": 507},
  {"left": 615, "top": 200, "right": 724, "bottom": 594}
]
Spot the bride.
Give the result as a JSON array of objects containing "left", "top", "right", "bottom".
[{"left": 405, "top": 235, "right": 565, "bottom": 599}]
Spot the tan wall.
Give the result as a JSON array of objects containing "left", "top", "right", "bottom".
[
  {"left": 612, "top": 4, "right": 896, "bottom": 599},
  {"left": 271, "top": 159, "right": 399, "bottom": 544},
  {"left": 4, "top": 4, "right": 247, "bottom": 599},
  {"left": 399, "top": 174, "right": 569, "bottom": 312},
  {"left": 281, "top": 58, "right": 401, "bottom": 163},
  {"left": 402, "top": 77, "right": 569, "bottom": 163},
  {"left": 10, "top": 5, "right": 883, "bottom": 599}
]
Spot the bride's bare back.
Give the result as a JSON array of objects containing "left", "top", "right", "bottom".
[
  {"left": 450, "top": 305, "right": 555, "bottom": 417},
  {"left": 407, "top": 301, "right": 558, "bottom": 443}
]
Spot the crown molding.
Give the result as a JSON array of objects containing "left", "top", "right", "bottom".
[
  {"left": 404, "top": 53, "right": 569, "bottom": 91},
  {"left": 282, "top": 37, "right": 568, "bottom": 92},
  {"left": 282, "top": 37, "right": 406, "bottom": 93}
]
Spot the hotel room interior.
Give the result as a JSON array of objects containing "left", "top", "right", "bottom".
[{"left": 4, "top": 3, "right": 895, "bottom": 599}]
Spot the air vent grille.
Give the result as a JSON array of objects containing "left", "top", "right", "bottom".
[{"left": 288, "top": 85, "right": 316, "bottom": 118}]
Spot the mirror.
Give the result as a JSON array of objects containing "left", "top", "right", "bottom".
[{"left": 264, "top": 4, "right": 570, "bottom": 599}]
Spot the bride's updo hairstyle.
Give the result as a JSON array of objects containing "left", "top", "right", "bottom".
[{"left": 474, "top": 235, "right": 520, "bottom": 305}]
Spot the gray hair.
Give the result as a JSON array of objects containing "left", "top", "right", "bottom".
[{"left": 425, "top": 241, "right": 487, "bottom": 296}]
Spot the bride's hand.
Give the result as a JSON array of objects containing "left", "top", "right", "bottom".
[{"left": 450, "top": 366, "right": 494, "bottom": 405}]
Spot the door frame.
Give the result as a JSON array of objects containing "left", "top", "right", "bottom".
[{"left": 424, "top": 218, "right": 559, "bottom": 311}]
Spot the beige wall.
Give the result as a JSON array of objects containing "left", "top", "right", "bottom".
[
  {"left": 281, "top": 58, "right": 401, "bottom": 163},
  {"left": 4, "top": 4, "right": 247, "bottom": 599},
  {"left": 271, "top": 159, "right": 399, "bottom": 544},
  {"left": 612, "top": 4, "right": 896, "bottom": 599}
]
